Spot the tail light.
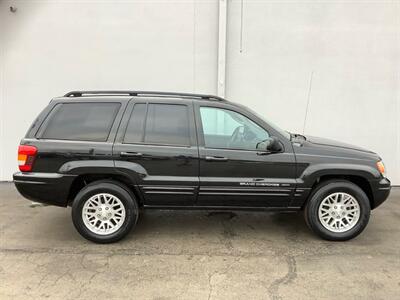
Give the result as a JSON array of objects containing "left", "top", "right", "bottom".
[{"left": 18, "top": 145, "right": 37, "bottom": 172}]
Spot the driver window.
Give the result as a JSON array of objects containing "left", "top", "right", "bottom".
[{"left": 200, "top": 107, "right": 270, "bottom": 151}]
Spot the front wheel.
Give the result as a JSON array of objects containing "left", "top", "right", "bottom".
[
  {"left": 304, "top": 180, "right": 370, "bottom": 241},
  {"left": 72, "top": 180, "right": 139, "bottom": 243}
]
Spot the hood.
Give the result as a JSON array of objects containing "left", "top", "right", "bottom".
[
  {"left": 292, "top": 135, "right": 380, "bottom": 161},
  {"left": 304, "top": 135, "right": 375, "bottom": 154}
]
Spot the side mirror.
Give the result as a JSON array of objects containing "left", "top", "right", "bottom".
[{"left": 266, "top": 136, "right": 283, "bottom": 152}]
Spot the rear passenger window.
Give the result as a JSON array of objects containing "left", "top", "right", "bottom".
[
  {"left": 124, "top": 103, "right": 190, "bottom": 146},
  {"left": 41, "top": 103, "right": 120, "bottom": 142},
  {"left": 145, "top": 104, "right": 190, "bottom": 145},
  {"left": 124, "top": 104, "right": 146, "bottom": 143}
]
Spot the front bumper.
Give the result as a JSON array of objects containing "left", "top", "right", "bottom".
[
  {"left": 370, "top": 177, "right": 391, "bottom": 209},
  {"left": 13, "top": 172, "right": 77, "bottom": 207}
]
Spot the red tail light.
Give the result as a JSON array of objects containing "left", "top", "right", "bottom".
[{"left": 18, "top": 145, "right": 37, "bottom": 172}]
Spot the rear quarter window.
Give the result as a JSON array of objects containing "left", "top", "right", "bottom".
[{"left": 39, "top": 102, "right": 120, "bottom": 142}]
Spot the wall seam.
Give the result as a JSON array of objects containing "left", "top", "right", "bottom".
[
  {"left": 192, "top": 0, "right": 196, "bottom": 93},
  {"left": 0, "top": 19, "right": 4, "bottom": 180},
  {"left": 396, "top": 0, "right": 400, "bottom": 184},
  {"left": 217, "top": 0, "right": 227, "bottom": 97}
]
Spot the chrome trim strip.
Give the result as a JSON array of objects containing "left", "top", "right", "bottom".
[
  {"left": 141, "top": 186, "right": 195, "bottom": 191},
  {"left": 13, "top": 180, "right": 46, "bottom": 185},
  {"left": 199, "top": 192, "right": 290, "bottom": 196},
  {"left": 14, "top": 172, "right": 75, "bottom": 179},
  {"left": 200, "top": 187, "right": 292, "bottom": 193},
  {"left": 143, "top": 205, "right": 301, "bottom": 211},
  {"left": 144, "top": 191, "right": 194, "bottom": 195},
  {"left": 378, "top": 187, "right": 391, "bottom": 190}
]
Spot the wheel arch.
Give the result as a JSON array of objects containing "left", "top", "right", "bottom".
[
  {"left": 299, "top": 163, "right": 380, "bottom": 209},
  {"left": 67, "top": 173, "right": 143, "bottom": 206},
  {"left": 308, "top": 174, "right": 374, "bottom": 209}
]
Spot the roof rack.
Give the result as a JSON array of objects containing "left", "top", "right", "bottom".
[{"left": 63, "top": 90, "right": 226, "bottom": 101}]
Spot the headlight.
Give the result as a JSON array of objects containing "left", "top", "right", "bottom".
[{"left": 376, "top": 160, "right": 386, "bottom": 177}]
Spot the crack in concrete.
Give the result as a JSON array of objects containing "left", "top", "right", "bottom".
[
  {"left": 205, "top": 255, "right": 238, "bottom": 300},
  {"left": 207, "top": 211, "right": 238, "bottom": 252},
  {"left": 2, "top": 246, "right": 398, "bottom": 259},
  {"left": 267, "top": 255, "right": 297, "bottom": 300},
  {"left": 207, "top": 272, "right": 214, "bottom": 300},
  {"left": 68, "top": 254, "right": 113, "bottom": 299}
]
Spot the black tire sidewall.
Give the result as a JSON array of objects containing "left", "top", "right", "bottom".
[
  {"left": 306, "top": 181, "right": 370, "bottom": 241},
  {"left": 72, "top": 182, "right": 138, "bottom": 243}
]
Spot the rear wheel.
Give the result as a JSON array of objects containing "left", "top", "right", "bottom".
[
  {"left": 304, "top": 180, "right": 370, "bottom": 241},
  {"left": 72, "top": 180, "right": 138, "bottom": 243}
]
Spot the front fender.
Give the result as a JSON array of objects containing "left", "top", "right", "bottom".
[
  {"left": 290, "top": 163, "right": 381, "bottom": 208},
  {"left": 300, "top": 163, "right": 381, "bottom": 186}
]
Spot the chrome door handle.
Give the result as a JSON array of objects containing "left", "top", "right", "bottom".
[
  {"left": 205, "top": 156, "right": 228, "bottom": 162},
  {"left": 120, "top": 151, "right": 143, "bottom": 157}
]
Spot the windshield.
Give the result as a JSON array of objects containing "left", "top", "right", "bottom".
[{"left": 245, "top": 107, "right": 291, "bottom": 140}]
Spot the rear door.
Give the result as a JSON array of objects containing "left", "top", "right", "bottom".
[
  {"left": 194, "top": 102, "right": 296, "bottom": 208},
  {"left": 113, "top": 99, "right": 199, "bottom": 206}
]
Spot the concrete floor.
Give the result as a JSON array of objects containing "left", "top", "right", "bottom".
[{"left": 0, "top": 183, "right": 399, "bottom": 300}]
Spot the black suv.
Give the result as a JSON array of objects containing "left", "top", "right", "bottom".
[{"left": 14, "top": 91, "right": 391, "bottom": 243}]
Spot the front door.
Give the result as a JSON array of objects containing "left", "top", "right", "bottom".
[
  {"left": 113, "top": 99, "right": 199, "bottom": 206},
  {"left": 195, "top": 104, "right": 296, "bottom": 208}
]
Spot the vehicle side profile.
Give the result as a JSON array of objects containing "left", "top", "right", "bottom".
[{"left": 13, "top": 91, "right": 391, "bottom": 243}]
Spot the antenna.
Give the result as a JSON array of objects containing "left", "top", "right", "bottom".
[{"left": 303, "top": 71, "right": 314, "bottom": 134}]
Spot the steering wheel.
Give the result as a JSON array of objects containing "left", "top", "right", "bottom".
[{"left": 228, "top": 126, "right": 244, "bottom": 148}]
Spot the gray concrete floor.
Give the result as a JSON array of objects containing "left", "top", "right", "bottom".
[{"left": 0, "top": 183, "right": 399, "bottom": 300}]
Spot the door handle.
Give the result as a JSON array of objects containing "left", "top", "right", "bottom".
[
  {"left": 120, "top": 151, "right": 143, "bottom": 157},
  {"left": 205, "top": 156, "right": 228, "bottom": 162},
  {"left": 256, "top": 151, "right": 271, "bottom": 156}
]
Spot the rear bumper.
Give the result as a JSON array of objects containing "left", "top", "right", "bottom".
[
  {"left": 370, "top": 177, "right": 391, "bottom": 209},
  {"left": 13, "top": 172, "right": 77, "bottom": 207}
]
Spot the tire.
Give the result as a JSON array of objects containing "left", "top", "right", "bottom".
[
  {"left": 304, "top": 180, "right": 370, "bottom": 241},
  {"left": 71, "top": 180, "right": 139, "bottom": 243}
]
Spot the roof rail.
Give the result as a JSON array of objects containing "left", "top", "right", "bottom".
[
  {"left": 64, "top": 91, "right": 136, "bottom": 97},
  {"left": 63, "top": 90, "right": 226, "bottom": 101}
]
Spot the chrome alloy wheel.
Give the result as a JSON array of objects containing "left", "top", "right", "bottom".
[
  {"left": 318, "top": 192, "right": 360, "bottom": 233},
  {"left": 82, "top": 193, "right": 126, "bottom": 235}
]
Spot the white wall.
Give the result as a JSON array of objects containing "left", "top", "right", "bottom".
[
  {"left": 0, "top": 0, "right": 219, "bottom": 180},
  {"left": 226, "top": 0, "right": 399, "bottom": 184},
  {"left": 1, "top": 0, "right": 399, "bottom": 184}
]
